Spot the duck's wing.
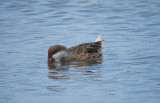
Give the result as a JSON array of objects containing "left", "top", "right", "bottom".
[
  {"left": 69, "top": 41, "right": 102, "bottom": 54},
  {"left": 63, "top": 41, "right": 102, "bottom": 61}
]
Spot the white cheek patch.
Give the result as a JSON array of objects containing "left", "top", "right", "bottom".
[{"left": 52, "top": 51, "right": 68, "bottom": 60}]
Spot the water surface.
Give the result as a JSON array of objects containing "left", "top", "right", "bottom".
[{"left": 0, "top": 0, "right": 160, "bottom": 103}]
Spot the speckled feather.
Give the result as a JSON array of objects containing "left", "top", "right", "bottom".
[{"left": 61, "top": 41, "right": 102, "bottom": 62}]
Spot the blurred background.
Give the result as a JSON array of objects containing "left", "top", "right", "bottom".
[{"left": 0, "top": 0, "right": 160, "bottom": 103}]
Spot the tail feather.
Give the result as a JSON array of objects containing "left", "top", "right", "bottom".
[{"left": 94, "top": 35, "right": 102, "bottom": 42}]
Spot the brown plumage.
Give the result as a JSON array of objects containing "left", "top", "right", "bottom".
[
  {"left": 61, "top": 41, "right": 102, "bottom": 62},
  {"left": 48, "top": 45, "right": 68, "bottom": 58},
  {"left": 48, "top": 36, "right": 103, "bottom": 62}
]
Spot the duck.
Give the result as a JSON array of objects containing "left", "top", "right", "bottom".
[{"left": 48, "top": 36, "right": 103, "bottom": 62}]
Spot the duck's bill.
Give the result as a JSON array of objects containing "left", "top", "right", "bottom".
[{"left": 49, "top": 57, "right": 55, "bottom": 62}]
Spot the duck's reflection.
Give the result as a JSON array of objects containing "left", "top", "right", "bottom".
[
  {"left": 48, "top": 62, "right": 70, "bottom": 70},
  {"left": 48, "top": 60, "right": 102, "bottom": 78},
  {"left": 46, "top": 86, "right": 67, "bottom": 92},
  {"left": 47, "top": 60, "right": 102, "bottom": 92},
  {"left": 48, "top": 60, "right": 102, "bottom": 70},
  {"left": 48, "top": 62, "right": 70, "bottom": 80}
]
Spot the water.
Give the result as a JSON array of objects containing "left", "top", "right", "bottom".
[{"left": 0, "top": 0, "right": 160, "bottom": 103}]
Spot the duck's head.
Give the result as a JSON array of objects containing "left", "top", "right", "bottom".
[{"left": 48, "top": 45, "right": 68, "bottom": 62}]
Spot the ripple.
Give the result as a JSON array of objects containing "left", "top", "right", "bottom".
[{"left": 0, "top": 0, "right": 160, "bottom": 103}]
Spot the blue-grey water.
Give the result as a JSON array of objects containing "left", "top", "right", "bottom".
[{"left": 0, "top": 0, "right": 160, "bottom": 103}]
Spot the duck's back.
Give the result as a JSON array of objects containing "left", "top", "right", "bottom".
[{"left": 61, "top": 41, "right": 102, "bottom": 62}]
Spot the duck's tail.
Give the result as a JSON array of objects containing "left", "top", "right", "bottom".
[{"left": 94, "top": 35, "right": 103, "bottom": 42}]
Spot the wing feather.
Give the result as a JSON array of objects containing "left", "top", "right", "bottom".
[{"left": 62, "top": 41, "right": 102, "bottom": 61}]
